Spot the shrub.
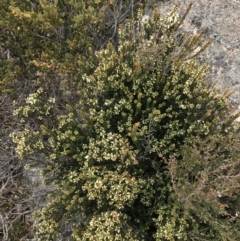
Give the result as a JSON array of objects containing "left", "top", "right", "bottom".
[
  {"left": 11, "top": 3, "right": 240, "bottom": 241},
  {"left": 1, "top": 0, "right": 142, "bottom": 239},
  {"left": 168, "top": 132, "right": 240, "bottom": 240}
]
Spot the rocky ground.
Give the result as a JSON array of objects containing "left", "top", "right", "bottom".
[{"left": 159, "top": 0, "right": 240, "bottom": 106}]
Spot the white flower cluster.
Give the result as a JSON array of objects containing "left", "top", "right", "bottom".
[
  {"left": 10, "top": 129, "right": 41, "bottom": 158},
  {"left": 13, "top": 88, "right": 55, "bottom": 122},
  {"left": 162, "top": 6, "right": 179, "bottom": 30}
]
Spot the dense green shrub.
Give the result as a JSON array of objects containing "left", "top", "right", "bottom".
[
  {"left": 0, "top": 0, "right": 142, "bottom": 239},
  {"left": 168, "top": 133, "right": 240, "bottom": 240},
  {"left": 0, "top": 0, "right": 140, "bottom": 94},
  {"left": 10, "top": 2, "right": 240, "bottom": 241}
]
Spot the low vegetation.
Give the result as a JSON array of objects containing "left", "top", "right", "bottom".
[{"left": 1, "top": 1, "right": 240, "bottom": 240}]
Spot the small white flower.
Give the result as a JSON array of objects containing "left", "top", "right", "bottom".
[
  {"left": 141, "top": 15, "right": 150, "bottom": 26},
  {"left": 217, "top": 191, "right": 222, "bottom": 198},
  {"left": 94, "top": 180, "right": 103, "bottom": 189}
]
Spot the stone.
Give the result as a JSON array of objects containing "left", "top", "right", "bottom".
[{"left": 158, "top": 0, "right": 240, "bottom": 106}]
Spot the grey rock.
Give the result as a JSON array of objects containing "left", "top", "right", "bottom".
[{"left": 158, "top": 0, "right": 240, "bottom": 104}]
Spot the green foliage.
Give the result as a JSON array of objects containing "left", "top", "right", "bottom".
[
  {"left": 168, "top": 133, "right": 240, "bottom": 240},
  {"left": 10, "top": 2, "right": 240, "bottom": 241},
  {"left": 0, "top": 0, "right": 136, "bottom": 94},
  {"left": 0, "top": 0, "right": 143, "bottom": 239}
]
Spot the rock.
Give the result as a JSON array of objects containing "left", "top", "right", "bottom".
[{"left": 158, "top": 0, "right": 240, "bottom": 105}]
